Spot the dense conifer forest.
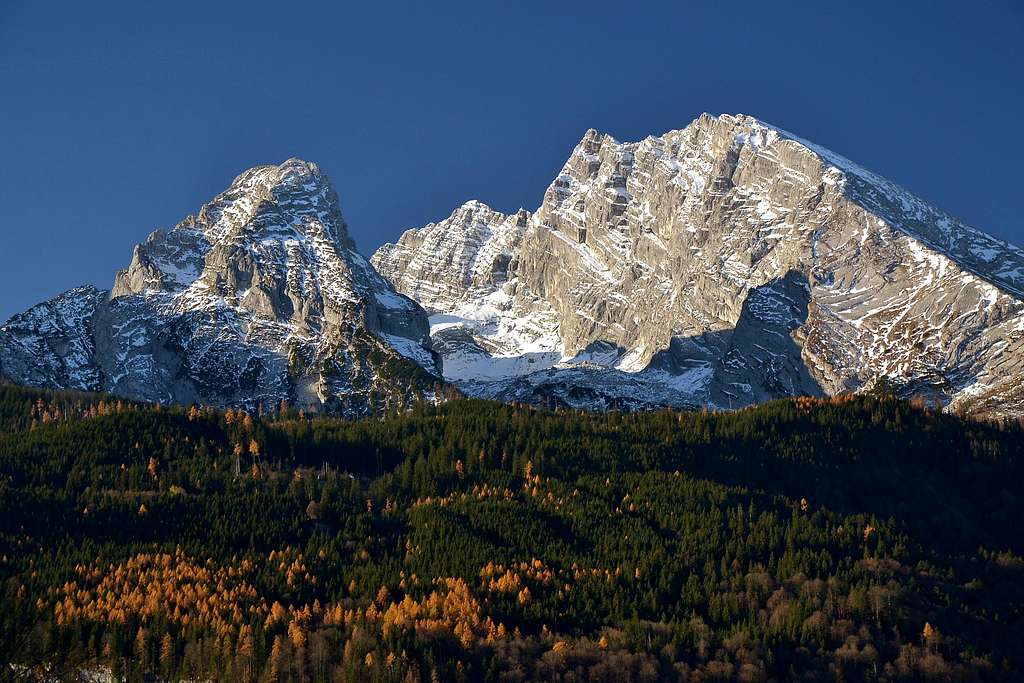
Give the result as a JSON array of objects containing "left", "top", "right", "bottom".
[{"left": 1, "top": 383, "right": 1022, "bottom": 681}]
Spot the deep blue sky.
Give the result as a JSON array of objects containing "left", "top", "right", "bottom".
[{"left": 1, "top": 1, "right": 1022, "bottom": 320}]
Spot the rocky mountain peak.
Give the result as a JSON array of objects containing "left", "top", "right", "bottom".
[
  {"left": 2, "top": 160, "right": 440, "bottom": 415},
  {"left": 230, "top": 157, "right": 325, "bottom": 193},
  {"left": 110, "top": 157, "right": 372, "bottom": 322},
  {"left": 371, "top": 200, "right": 531, "bottom": 315},
  {"left": 373, "top": 113, "right": 1024, "bottom": 417},
  {"left": 195, "top": 158, "right": 351, "bottom": 247}
]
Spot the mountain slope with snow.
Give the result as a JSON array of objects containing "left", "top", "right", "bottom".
[
  {"left": 1, "top": 159, "right": 441, "bottom": 415},
  {"left": 373, "top": 113, "right": 1024, "bottom": 417}
]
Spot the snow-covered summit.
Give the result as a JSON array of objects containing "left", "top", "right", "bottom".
[
  {"left": 372, "top": 200, "right": 530, "bottom": 313},
  {"left": 721, "top": 114, "right": 1024, "bottom": 298},
  {"left": 1, "top": 159, "right": 440, "bottom": 414},
  {"left": 373, "top": 113, "right": 1024, "bottom": 417}
]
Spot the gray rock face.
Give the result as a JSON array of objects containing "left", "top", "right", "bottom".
[
  {"left": 1, "top": 159, "right": 441, "bottom": 414},
  {"left": 372, "top": 114, "right": 1024, "bottom": 418},
  {"left": 0, "top": 285, "right": 104, "bottom": 391}
]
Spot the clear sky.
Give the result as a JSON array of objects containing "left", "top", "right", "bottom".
[{"left": 1, "top": 1, "right": 1021, "bottom": 320}]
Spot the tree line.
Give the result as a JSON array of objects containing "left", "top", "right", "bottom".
[{"left": 1, "top": 384, "right": 1022, "bottom": 681}]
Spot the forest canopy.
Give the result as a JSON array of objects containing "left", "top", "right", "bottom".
[{"left": 1, "top": 384, "right": 1022, "bottom": 681}]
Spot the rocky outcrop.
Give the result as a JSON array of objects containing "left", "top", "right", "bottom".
[
  {"left": 0, "top": 285, "right": 104, "bottom": 392},
  {"left": 373, "top": 114, "right": 1024, "bottom": 418},
  {"left": 371, "top": 200, "right": 531, "bottom": 313},
  {"left": 1, "top": 159, "right": 441, "bottom": 415}
]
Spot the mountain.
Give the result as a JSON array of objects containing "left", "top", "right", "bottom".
[
  {"left": 5, "top": 115, "right": 1024, "bottom": 419},
  {"left": 372, "top": 113, "right": 1024, "bottom": 417},
  {"left": 0, "top": 159, "right": 441, "bottom": 415}
]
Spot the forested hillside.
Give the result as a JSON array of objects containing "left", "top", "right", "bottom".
[{"left": 1, "top": 384, "right": 1022, "bottom": 681}]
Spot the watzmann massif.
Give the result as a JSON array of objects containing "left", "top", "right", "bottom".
[{"left": 5, "top": 114, "right": 1024, "bottom": 417}]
